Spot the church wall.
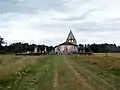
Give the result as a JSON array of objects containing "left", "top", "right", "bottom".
[
  {"left": 60, "top": 45, "right": 66, "bottom": 51},
  {"left": 55, "top": 45, "right": 78, "bottom": 53},
  {"left": 66, "top": 45, "right": 74, "bottom": 52}
]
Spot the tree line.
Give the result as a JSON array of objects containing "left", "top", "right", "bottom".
[
  {"left": 0, "top": 36, "right": 54, "bottom": 54},
  {"left": 78, "top": 43, "right": 120, "bottom": 53},
  {"left": 0, "top": 36, "right": 120, "bottom": 54}
]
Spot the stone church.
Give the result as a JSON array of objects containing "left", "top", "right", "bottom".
[{"left": 55, "top": 30, "right": 78, "bottom": 54}]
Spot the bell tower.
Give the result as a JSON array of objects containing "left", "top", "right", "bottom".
[{"left": 66, "top": 30, "right": 77, "bottom": 45}]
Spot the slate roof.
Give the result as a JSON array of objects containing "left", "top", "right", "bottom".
[
  {"left": 55, "top": 30, "right": 77, "bottom": 48},
  {"left": 55, "top": 42, "right": 77, "bottom": 48}
]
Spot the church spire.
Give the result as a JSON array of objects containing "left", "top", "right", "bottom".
[{"left": 66, "top": 30, "right": 77, "bottom": 45}]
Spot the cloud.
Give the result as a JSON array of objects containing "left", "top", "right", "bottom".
[
  {"left": 0, "top": 0, "right": 120, "bottom": 45},
  {"left": 51, "top": 9, "right": 101, "bottom": 21},
  {"left": 0, "top": 0, "right": 68, "bottom": 13}
]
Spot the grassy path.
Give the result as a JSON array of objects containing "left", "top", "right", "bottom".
[
  {"left": 0, "top": 55, "right": 119, "bottom": 90},
  {"left": 63, "top": 57, "right": 93, "bottom": 90},
  {"left": 53, "top": 57, "right": 58, "bottom": 90},
  {"left": 57, "top": 56, "right": 84, "bottom": 90},
  {"left": 13, "top": 56, "right": 55, "bottom": 90}
]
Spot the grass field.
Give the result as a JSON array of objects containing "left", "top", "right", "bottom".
[{"left": 0, "top": 53, "right": 120, "bottom": 90}]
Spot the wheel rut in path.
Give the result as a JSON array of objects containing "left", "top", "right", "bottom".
[
  {"left": 64, "top": 59, "right": 93, "bottom": 90},
  {"left": 53, "top": 71, "right": 58, "bottom": 90},
  {"left": 53, "top": 61, "right": 58, "bottom": 90}
]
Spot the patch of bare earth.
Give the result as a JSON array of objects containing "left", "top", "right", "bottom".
[{"left": 64, "top": 59, "right": 93, "bottom": 90}]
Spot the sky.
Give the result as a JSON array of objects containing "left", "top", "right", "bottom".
[{"left": 0, "top": 0, "right": 120, "bottom": 46}]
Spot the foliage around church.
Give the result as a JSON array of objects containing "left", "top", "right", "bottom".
[{"left": 0, "top": 36, "right": 120, "bottom": 54}]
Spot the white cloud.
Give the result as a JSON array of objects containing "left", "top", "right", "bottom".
[{"left": 0, "top": 0, "right": 120, "bottom": 45}]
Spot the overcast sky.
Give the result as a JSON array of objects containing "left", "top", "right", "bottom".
[{"left": 0, "top": 0, "right": 120, "bottom": 46}]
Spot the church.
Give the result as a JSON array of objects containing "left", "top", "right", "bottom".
[{"left": 55, "top": 30, "right": 78, "bottom": 54}]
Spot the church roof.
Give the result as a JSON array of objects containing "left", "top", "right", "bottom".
[
  {"left": 55, "top": 30, "right": 77, "bottom": 48},
  {"left": 66, "top": 30, "right": 76, "bottom": 42},
  {"left": 55, "top": 42, "right": 77, "bottom": 47}
]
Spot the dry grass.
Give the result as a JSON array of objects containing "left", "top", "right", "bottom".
[
  {"left": 0, "top": 54, "right": 119, "bottom": 90},
  {"left": 94, "top": 53, "right": 120, "bottom": 58},
  {"left": 84, "top": 53, "right": 120, "bottom": 69},
  {"left": 68, "top": 54, "right": 120, "bottom": 90},
  {"left": 0, "top": 55, "right": 40, "bottom": 79}
]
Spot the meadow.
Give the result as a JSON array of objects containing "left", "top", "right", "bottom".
[{"left": 0, "top": 53, "right": 120, "bottom": 90}]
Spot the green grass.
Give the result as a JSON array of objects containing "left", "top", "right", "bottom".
[
  {"left": 57, "top": 56, "right": 84, "bottom": 90},
  {"left": 0, "top": 54, "right": 120, "bottom": 90},
  {"left": 68, "top": 55, "right": 120, "bottom": 90}
]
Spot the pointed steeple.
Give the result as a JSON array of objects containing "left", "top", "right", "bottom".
[{"left": 66, "top": 30, "right": 77, "bottom": 45}]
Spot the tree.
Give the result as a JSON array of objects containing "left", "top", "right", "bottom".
[
  {"left": 78, "top": 44, "right": 84, "bottom": 52},
  {"left": 0, "top": 36, "right": 4, "bottom": 47},
  {"left": 0, "top": 36, "right": 5, "bottom": 51}
]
